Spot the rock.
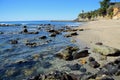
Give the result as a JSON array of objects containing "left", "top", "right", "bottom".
[
  {"left": 114, "top": 58, "right": 120, "bottom": 64},
  {"left": 97, "top": 68, "right": 111, "bottom": 76},
  {"left": 49, "top": 33, "right": 56, "bottom": 37},
  {"left": 66, "top": 46, "right": 79, "bottom": 52},
  {"left": 23, "top": 28, "right": 28, "bottom": 33},
  {"left": 71, "top": 32, "right": 78, "bottom": 36},
  {"left": 88, "top": 57, "right": 95, "bottom": 62},
  {"left": 95, "top": 42, "right": 103, "bottom": 45},
  {"left": 115, "top": 70, "right": 120, "bottom": 76},
  {"left": 68, "top": 63, "right": 81, "bottom": 70},
  {"left": 23, "top": 25, "right": 27, "bottom": 28},
  {"left": 73, "top": 50, "right": 90, "bottom": 59},
  {"left": 80, "top": 67, "right": 87, "bottom": 72},
  {"left": 79, "top": 29, "right": 84, "bottom": 31},
  {"left": 26, "top": 42, "right": 37, "bottom": 47},
  {"left": 55, "top": 46, "right": 90, "bottom": 60},
  {"left": 39, "top": 36, "right": 47, "bottom": 39},
  {"left": 28, "top": 31, "right": 39, "bottom": 34},
  {"left": 89, "top": 61, "right": 100, "bottom": 68},
  {"left": 55, "top": 48, "right": 73, "bottom": 60},
  {"left": 103, "top": 62, "right": 118, "bottom": 75},
  {"left": 0, "top": 31, "right": 4, "bottom": 34},
  {"left": 64, "top": 32, "right": 78, "bottom": 37},
  {"left": 54, "top": 30, "right": 60, "bottom": 34},
  {"left": 93, "top": 45, "right": 120, "bottom": 56},
  {"left": 10, "top": 40, "right": 18, "bottom": 44},
  {"left": 47, "top": 29, "right": 55, "bottom": 32},
  {"left": 55, "top": 46, "right": 79, "bottom": 60},
  {"left": 64, "top": 34, "right": 72, "bottom": 37}
]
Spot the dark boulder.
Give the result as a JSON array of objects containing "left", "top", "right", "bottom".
[
  {"left": 64, "top": 34, "right": 72, "bottom": 37},
  {"left": 49, "top": 33, "right": 56, "bottom": 37},
  {"left": 0, "top": 31, "right": 4, "bottom": 34},
  {"left": 71, "top": 32, "right": 78, "bottom": 36},
  {"left": 26, "top": 42, "right": 37, "bottom": 47},
  {"left": 39, "top": 36, "right": 47, "bottom": 39},
  {"left": 88, "top": 57, "right": 95, "bottom": 62},
  {"left": 64, "top": 32, "right": 78, "bottom": 38},
  {"left": 23, "top": 28, "right": 28, "bottom": 33},
  {"left": 79, "top": 29, "right": 84, "bottom": 31},
  {"left": 10, "top": 40, "right": 18, "bottom": 44},
  {"left": 73, "top": 50, "right": 90, "bottom": 59},
  {"left": 47, "top": 29, "right": 55, "bottom": 32},
  {"left": 114, "top": 58, "right": 120, "bottom": 64},
  {"left": 89, "top": 61, "right": 100, "bottom": 68},
  {"left": 68, "top": 63, "right": 81, "bottom": 70},
  {"left": 55, "top": 46, "right": 79, "bottom": 60},
  {"left": 55, "top": 46, "right": 90, "bottom": 61},
  {"left": 55, "top": 48, "right": 73, "bottom": 60},
  {"left": 95, "top": 42, "right": 103, "bottom": 45}
]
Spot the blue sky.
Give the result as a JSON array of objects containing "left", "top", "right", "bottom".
[{"left": 0, "top": 0, "right": 119, "bottom": 21}]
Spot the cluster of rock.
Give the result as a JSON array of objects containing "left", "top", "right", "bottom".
[
  {"left": 26, "top": 57, "right": 120, "bottom": 80},
  {"left": 55, "top": 46, "right": 90, "bottom": 60},
  {"left": 21, "top": 26, "right": 39, "bottom": 34},
  {"left": 0, "top": 23, "right": 21, "bottom": 27}
]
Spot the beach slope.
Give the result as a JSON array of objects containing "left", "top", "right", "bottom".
[{"left": 75, "top": 19, "right": 120, "bottom": 50}]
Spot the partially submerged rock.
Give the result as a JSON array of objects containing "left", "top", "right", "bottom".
[
  {"left": 27, "top": 31, "right": 39, "bottom": 34},
  {"left": 55, "top": 46, "right": 90, "bottom": 60},
  {"left": 0, "top": 31, "right": 4, "bottom": 34},
  {"left": 39, "top": 36, "right": 47, "bottom": 39},
  {"left": 67, "top": 63, "right": 81, "bottom": 70},
  {"left": 26, "top": 42, "right": 37, "bottom": 47},
  {"left": 49, "top": 33, "right": 56, "bottom": 37},
  {"left": 64, "top": 32, "right": 78, "bottom": 37},
  {"left": 10, "top": 40, "right": 18, "bottom": 44}
]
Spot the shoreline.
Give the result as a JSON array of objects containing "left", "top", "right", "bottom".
[{"left": 74, "top": 19, "right": 120, "bottom": 50}]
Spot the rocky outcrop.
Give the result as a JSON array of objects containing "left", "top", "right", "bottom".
[
  {"left": 55, "top": 46, "right": 90, "bottom": 60},
  {"left": 93, "top": 45, "right": 120, "bottom": 56}
]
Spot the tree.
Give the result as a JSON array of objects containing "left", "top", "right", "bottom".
[{"left": 99, "top": 0, "right": 110, "bottom": 16}]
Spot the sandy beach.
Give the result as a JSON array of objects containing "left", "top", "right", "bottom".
[{"left": 75, "top": 19, "right": 120, "bottom": 50}]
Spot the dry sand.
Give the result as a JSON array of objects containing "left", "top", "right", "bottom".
[{"left": 75, "top": 19, "right": 120, "bottom": 50}]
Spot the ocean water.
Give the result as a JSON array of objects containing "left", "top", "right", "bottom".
[{"left": 0, "top": 21, "right": 82, "bottom": 80}]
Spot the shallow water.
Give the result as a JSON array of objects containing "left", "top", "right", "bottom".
[{"left": 0, "top": 21, "right": 82, "bottom": 80}]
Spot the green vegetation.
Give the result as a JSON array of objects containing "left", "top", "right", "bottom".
[{"left": 78, "top": 0, "right": 112, "bottom": 20}]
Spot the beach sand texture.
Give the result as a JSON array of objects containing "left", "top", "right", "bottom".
[{"left": 75, "top": 19, "right": 120, "bottom": 50}]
